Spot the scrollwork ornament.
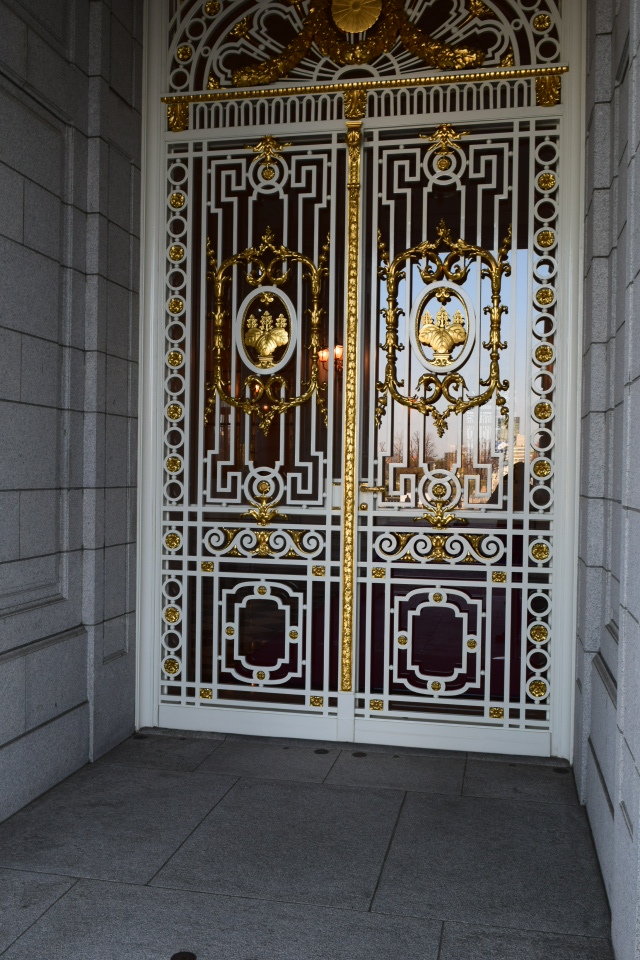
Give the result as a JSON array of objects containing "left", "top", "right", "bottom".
[
  {"left": 376, "top": 219, "right": 511, "bottom": 437},
  {"left": 231, "top": 0, "right": 485, "bottom": 87},
  {"left": 203, "top": 227, "right": 329, "bottom": 435}
]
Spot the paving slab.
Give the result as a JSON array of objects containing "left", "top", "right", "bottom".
[
  {"left": 372, "top": 793, "right": 610, "bottom": 936},
  {"left": 152, "top": 778, "right": 403, "bottom": 909},
  {"left": 195, "top": 739, "right": 340, "bottom": 782},
  {"left": 463, "top": 759, "right": 579, "bottom": 804},
  {"left": 439, "top": 921, "right": 614, "bottom": 959},
  {"left": 0, "top": 869, "right": 76, "bottom": 954},
  {"left": 99, "top": 733, "right": 223, "bottom": 771},
  {"left": 0, "top": 880, "right": 442, "bottom": 960},
  {"left": 0, "top": 764, "right": 236, "bottom": 883},
  {"left": 326, "top": 749, "right": 465, "bottom": 794}
]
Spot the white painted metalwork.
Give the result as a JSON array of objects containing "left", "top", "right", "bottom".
[{"left": 138, "top": 0, "right": 584, "bottom": 758}]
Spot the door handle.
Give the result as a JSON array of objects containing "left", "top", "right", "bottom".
[{"left": 359, "top": 483, "right": 386, "bottom": 495}]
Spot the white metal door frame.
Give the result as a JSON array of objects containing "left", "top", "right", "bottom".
[{"left": 137, "top": 0, "right": 585, "bottom": 759}]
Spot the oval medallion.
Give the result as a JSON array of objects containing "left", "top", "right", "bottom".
[
  {"left": 236, "top": 287, "right": 297, "bottom": 376},
  {"left": 409, "top": 286, "right": 475, "bottom": 373}
]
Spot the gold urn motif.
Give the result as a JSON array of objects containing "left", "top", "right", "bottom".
[
  {"left": 243, "top": 308, "right": 289, "bottom": 369},
  {"left": 418, "top": 302, "right": 468, "bottom": 367}
]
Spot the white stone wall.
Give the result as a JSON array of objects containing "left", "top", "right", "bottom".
[
  {"left": 579, "top": 0, "right": 640, "bottom": 956},
  {"left": 0, "top": 0, "right": 141, "bottom": 820}
]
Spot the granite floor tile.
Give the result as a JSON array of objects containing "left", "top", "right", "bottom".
[
  {"left": 372, "top": 794, "right": 610, "bottom": 936},
  {"left": 439, "top": 922, "right": 614, "bottom": 959},
  {"left": 463, "top": 759, "right": 579, "bottom": 804},
  {"left": 152, "top": 778, "right": 404, "bottom": 909},
  {"left": 0, "top": 764, "right": 236, "bottom": 883},
  {"left": 99, "top": 733, "right": 223, "bottom": 771},
  {"left": 0, "top": 880, "right": 442, "bottom": 960},
  {"left": 0, "top": 869, "right": 76, "bottom": 953},
  {"left": 195, "top": 739, "right": 339, "bottom": 782},
  {"left": 326, "top": 749, "right": 465, "bottom": 794}
]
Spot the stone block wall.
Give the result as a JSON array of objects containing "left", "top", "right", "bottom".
[
  {"left": 0, "top": 0, "right": 141, "bottom": 821},
  {"left": 579, "top": 0, "right": 640, "bottom": 956}
]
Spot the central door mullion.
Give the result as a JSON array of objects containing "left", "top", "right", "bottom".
[{"left": 339, "top": 91, "right": 368, "bottom": 717}]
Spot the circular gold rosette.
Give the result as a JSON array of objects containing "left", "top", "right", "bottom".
[{"left": 332, "top": 0, "right": 382, "bottom": 33}]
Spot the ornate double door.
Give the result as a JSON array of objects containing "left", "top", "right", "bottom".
[{"left": 154, "top": 0, "right": 573, "bottom": 755}]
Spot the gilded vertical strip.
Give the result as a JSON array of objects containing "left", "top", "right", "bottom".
[{"left": 340, "top": 90, "right": 367, "bottom": 692}]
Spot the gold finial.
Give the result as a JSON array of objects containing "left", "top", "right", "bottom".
[
  {"left": 421, "top": 123, "right": 471, "bottom": 170},
  {"left": 246, "top": 135, "right": 292, "bottom": 180}
]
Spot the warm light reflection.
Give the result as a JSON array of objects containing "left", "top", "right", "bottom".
[{"left": 318, "top": 345, "right": 343, "bottom": 373}]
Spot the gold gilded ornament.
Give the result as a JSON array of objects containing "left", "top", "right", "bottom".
[
  {"left": 492, "top": 571, "right": 507, "bottom": 583},
  {"left": 370, "top": 699, "right": 384, "bottom": 710},
  {"left": 398, "top": 635, "right": 408, "bottom": 646},
  {"left": 204, "top": 227, "right": 329, "bottom": 436},
  {"left": 538, "top": 172, "right": 556, "bottom": 191},
  {"left": 169, "top": 245, "right": 185, "bottom": 262},
  {"left": 176, "top": 45, "right": 192, "bottom": 62},
  {"left": 531, "top": 542, "right": 550, "bottom": 561},
  {"left": 200, "top": 688, "right": 213, "bottom": 699},
  {"left": 166, "top": 456, "right": 182, "bottom": 473},
  {"left": 167, "top": 351, "right": 183, "bottom": 367},
  {"left": 537, "top": 230, "right": 555, "bottom": 248},
  {"left": 489, "top": 707, "right": 504, "bottom": 718},
  {"left": 431, "top": 681, "right": 442, "bottom": 691},
  {"left": 166, "top": 404, "right": 183, "bottom": 420},
  {"left": 332, "top": 0, "right": 382, "bottom": 34},
  {"left": 372, "top": 567, "right": 386, "bottom": 578},
  {"left": 533, "top": 13, "right": 551, "bottom": 31},
  {"left": 167, "top": 103, "right": 189, "bottom": 132},
  {"left": 170, "top": 192, "right": 185, "bottom": 208},
  {"left": 243, "top": 309, "right": 289, "bottom": 366},
  {"left": 168, "top": 298, "right": 184, "bottom": 314},
  {"left": 241, "top": 482, "right": 287, "bottom": 527},
  {"left": 289, "top": 630, "right": 299, "bottom": 639},
  {"left": 232, "top": 0, "right": 485, "bottom": 87},
  {"left": 529, "top": 679, "right": 548, "bottom": 699},
  {"left": 421, "top": 123, "right": 470, "bottom": 172},
  {"left": 536, "top": 75, "right": 561, "bottom": 107},
  {"left": 256, "top": 670, "right": 266, "bottom": 679},
  {"left": 313, "top": 565, "right": 326, "bottom": 577},
  {"left": 164, "top": 607, "right": 180, "bottom": 624},
  {"left": 533, "top": 459, "right": 552, "bottom": 478},
  {"left": 500, "top": 46, "right": 515, "bottom": 67},
  {"left": 535, "top": 345, "right": 553, "bottom": 363},
  {"left": 531, "top": 625, "right": 549, "bottom": 642},
  {"left": 165, "top": 533, "right": 181, "bottom": 549},
  {"left": 433, "top": 593, "right": 443, "bottom": 603},
  {"left": 536, "top": 287, "right": 554, "bottom": 306},
  {"left": 310, "top": 696, "right": 324, "bottom": 706},
  {"left": 257, "top": 586, "right": 267, "bottom": 595},
  {"left": 418, "top": 298, "right": 468, "bottom": 367},
  {"left": 246, "top": 135, "right": 291, "bottom": 181},
  {"left": 201, "top": 561, "right": 214, "bottom": 572},
  {"left": 204, "top": 0, "right": 220, "bottom": 15},
  {"left": 467, "top": 639, "right": 477, "bottom": 649},
  {"left": 163, "top": 657, "right": 181, "bottom": 674},
  {"left": 225, "top": 626, "right": 235, "bottom": 636},
  {"left": 229, "top": 17, "right": 253, "bottom": 41},
  {"left": 377, "top": 220, "right": 511, "bottom": 437},
  {"left": 207, "top": 70, "right": 222, "bottom": 89},
  {"left": 534, "top": 402, "right": 552, "bottom": 420}
]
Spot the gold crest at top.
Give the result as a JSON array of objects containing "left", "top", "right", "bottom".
[{"left": 332, "top": 0, "right": 382, "bottom": 33}]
